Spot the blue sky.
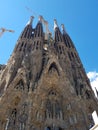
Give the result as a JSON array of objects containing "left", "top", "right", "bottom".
[{"left": 0, "top": 0, "right": 98, "bottom": 73}]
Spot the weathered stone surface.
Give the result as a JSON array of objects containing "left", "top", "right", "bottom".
[{"left": 0, "top": 17, "right": 98, "bottom": 130}]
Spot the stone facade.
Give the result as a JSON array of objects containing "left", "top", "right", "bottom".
[{"left": 0, "top": 16, "right": 98, "bottom": 130}]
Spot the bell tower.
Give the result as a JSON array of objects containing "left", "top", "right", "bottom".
[{"left": 0, "top": 16, "right": 98, "bottom": 130}]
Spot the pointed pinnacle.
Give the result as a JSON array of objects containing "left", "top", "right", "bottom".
[
  {"left": 26, "top": 16, "right": 34, "bottom": 25},
  {"left": 61, "top": 24, "right": 66, "bottom": 34},
  {"left": 54, "top": 19, "right": 58, "bottom": 30},
  {"left": 38, "top": 15, "right": 44, "bottom": 23}
]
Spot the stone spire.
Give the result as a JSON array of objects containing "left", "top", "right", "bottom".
[
  {"left": 26, "top": 16, "right": 34, "bottom": 25},
  {"left": 54, "top": 19, "right": 63, "bottom": 42},
  {"left": 54, "top": 19, "right": 58, "bottom": 30},
  {"left": 61, "top": 24, "right": 66, "bottom": 34},
  {"left": 38, "top": 15, "right": 44, "bottom": 23},
  {"left": 34, "top": 16, "right": 43, "bottom": 38}
]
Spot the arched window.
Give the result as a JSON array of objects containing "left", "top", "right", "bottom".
[
  {"left": 71, "top": 52, "right": 74, "bottom": 58},
  {"left": 23, "top": 43, "right": 27, "bottom": 52},
  {"left": 66, "top": 39, "right": 71, "bottom": 48},
  {"left": 48, "top": 63, "right": 59, "bottom": 76},
  {"left": 24, "top": 28, "right": 28, "bottom": 38},
  {"left": 36, "top": 41, "right": 39, "bottom": 50},
  {"left": 21, "top": 42, "right": 24, "bottom": 48},
  {"left": 62, "top": 47, "right": 65, "bottom": 54},
  {"left": 46, "top": 98, "right": 62, "bottom": 119},
  {"left": 68, "top": 52, "right": 72, "bottom": 61}
]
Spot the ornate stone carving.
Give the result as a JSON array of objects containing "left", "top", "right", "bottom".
[{"left": 15, "top": 80, "right": 24, "bottom": 90}]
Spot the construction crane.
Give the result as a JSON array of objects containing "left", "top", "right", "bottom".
[
  {"left": 0, "top": 27, "right": 14, "bottom": 37},
  {"left": 25, "top": 6, "right": 38, "bottom": 17}
]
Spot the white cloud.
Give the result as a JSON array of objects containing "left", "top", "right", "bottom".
[{"left": 87, "top": 71, "right": 98, "bottom": 98}]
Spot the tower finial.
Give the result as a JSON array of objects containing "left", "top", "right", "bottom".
[
  {"left": 38, "top": 15, "right": 44, "bottom": 23},
  {"left": 61, "top": 24, "right": 66, "bottom": 34},
  {"left": 61, "top": 24, "right": 66, "bottom": 33},
  {"left": 26, "top": 16, "right": 34, "bottom": 25},
  {"left": 54, "top": 19, "right": 58, "bottom": 30}
]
